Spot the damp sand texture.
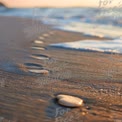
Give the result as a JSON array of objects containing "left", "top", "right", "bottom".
[{"left": 0, "top": 16, "right": 122, "bottom": 122}]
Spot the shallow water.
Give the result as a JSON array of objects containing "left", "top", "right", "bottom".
[{"left": 57, "top": 22, "right": 122, "bottom": 39}]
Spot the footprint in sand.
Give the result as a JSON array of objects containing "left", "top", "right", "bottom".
[
  {"left": 24, "top": 63, "right": 49, "bottom": 74},
  {"left": 30, "top": 54, "right": 49, "bottom": 60},
  {"left": 27, "top": 33, "right": 52, "bottom": 74},
  {"left": 24, "top": 63, "right": 43, "bottom": 69},
  {"left": 31, "top": 46, "right": 45, "bottom": 50}
]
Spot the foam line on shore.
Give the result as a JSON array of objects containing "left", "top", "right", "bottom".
[{"left": 50, "top": 38, "right": 122, "bottom": 54}]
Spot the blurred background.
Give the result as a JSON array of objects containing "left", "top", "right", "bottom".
[
  {"left": 0, "top": 0, "right": 122, "bottom": 40},
  {"left": 0, "top": 0, "right": 121, "bottom": 8}
]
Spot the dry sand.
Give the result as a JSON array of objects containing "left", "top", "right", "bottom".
[{"left": 0, "top": 16, "right": 122, "bottom": 122}]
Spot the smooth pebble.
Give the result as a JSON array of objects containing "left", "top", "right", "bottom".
[
  {"left": 39, "top": 36, "right": 45, "bottom": 40},
  {"left": 34, "top": 40, "right": 43, "bottom": 44},
  {"left": 43, "top": 34, "right": 49, "bottom": 37},
  {"left": 29, "top": 69, "right": 49, "bottom": 74},
  {"left": 57, "top": 95, "right": 83, "bottom": 107},
  {"left": 30, "top": 55, "right": 49, "bottom": 60},
  {"left": 31, "top": 47, "right": 45, "bottom": 50}
]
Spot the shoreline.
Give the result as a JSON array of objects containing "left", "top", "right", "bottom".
[{"left": 0, "top": 16, "right": 122, "bottom": 122}]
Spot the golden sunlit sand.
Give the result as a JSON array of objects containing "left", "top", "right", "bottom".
[{"left": 0, "top": 16, "right": 122, "bottom": 122}]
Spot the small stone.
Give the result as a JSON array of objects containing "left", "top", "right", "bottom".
[
  {"left": 86, "top": 106, "right": 91, "bottom": 110},
  {"left": 31, "top": 47, "right": 45, "bottom": 50},
  {"left": 43, "top": 34, "right": 49, "bottom": 37},
  {"left": 34, "top": 40, "right": 43, "bottom": 44},
  {"left": 82, "top": 112, "right": 86, "bottom": 115},
  {"left": 29, "top": 69, "right": 49, "bottom": 74},
  {"left": 30, "top": 55, "right": 49, "bottom": 60},
  {"left": 39, "top": 36, "right": 45, "bottom": 40},
  {"left": 57, "top": 95, "right": 83, "bottom": 107},
  {"left": 56, "top": 95, "right": 70, "bottom": 99}
]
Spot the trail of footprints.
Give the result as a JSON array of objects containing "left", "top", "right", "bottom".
[{"left": 24, "top": 31, "right": 55, "bottom": 74}]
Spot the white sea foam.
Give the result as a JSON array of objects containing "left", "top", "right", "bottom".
[
  {"left": 56, "top": 22, "right": 122, "bottom": 39},
  {"left": 0, "top": 8, "right": 122, "bottom": 39},
  {"left": 51, "top": 38, "right": 122, "bottom": 54}
]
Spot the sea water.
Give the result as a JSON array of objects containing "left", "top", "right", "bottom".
[{"left": 0, "top": 7, "right": 122, "bottom": 54}]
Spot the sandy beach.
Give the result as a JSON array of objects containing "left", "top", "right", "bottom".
[{"left": 0, "top": 16, "right": 122, "bottom": 122}]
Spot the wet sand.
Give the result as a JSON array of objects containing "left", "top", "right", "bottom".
[{"left": 0, "top": 16, "right": 122, "bottom": 122}]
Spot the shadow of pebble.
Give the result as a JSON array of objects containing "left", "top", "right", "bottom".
[{"left": 45, "top": 98, "right": 72, "bottom": 119}]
